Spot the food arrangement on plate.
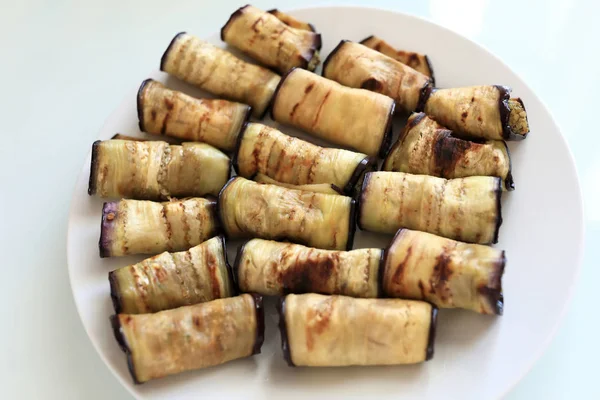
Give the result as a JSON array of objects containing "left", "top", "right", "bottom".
[{"left": 86, "top": 4, "right": 530, "bottom": 385}]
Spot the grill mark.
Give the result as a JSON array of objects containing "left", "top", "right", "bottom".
[
  {"left": 187, "top": 249, "right": 203, "bottom": 298},
  {"left": 305, "top": 297, "right": 333, "bottom": 351},
  {"left": 175, "top": 35, "right": 193, "bottom": 75},
  {"left": 251, "top": 15, "right": 264, "bottom": 32},
  {"left": 205, "top": 245, "right": 221, "bottom": 299},
  {"left": 180, "top": 202, "right": 190, "bottom": 246},
  {"left": 312, "top": 90, "right": 331, "bottom": 128},
  {"left": 304, "top": 83, "right": 314, "bottom": 93},
  {"left": 264, "top": 133, "right": 280, "bottom": 177},
  {"left": 432, "top": 131, "right": 472, "bottom": 176},
  {"left": 396, "top": 173, "right": 408, "bottom": 227},
  {"left": 434, "top": 180, "right": 448, "bottom": 234},
  {"left": 171, "top": 253, "right": 189, "bottom": 304},
  {"left": 454, "top": 179, "right": 466, "bottom": 239},
  {"left": 183, "top": 39, "right": 198, "bottom": 81},
  {"left": 307, "top": 148, "right": 323, "bottom": 184},
  {"left": 430, "top": 246, "right": 454, "bottom": 302},
  {"left": 162, "top": 204, "right": 173, "bottom": 251},
  {"left": 391, "top": 245, "right": 412, "bottom": 291},
  {"left": 120, "top": 202, "right": 129, "bottom": 255},
  {"left": 124, "top": 142, "right": 138, "bottom": 197},
  {"left": 289, "top": 102, "right": 300, "bottom": 119},
  {"left": 156, "top": 144, "right": 171, "bottom": 198}
]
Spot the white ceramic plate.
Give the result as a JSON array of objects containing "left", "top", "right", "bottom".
[{"left": 67, "top": 6, "right": 584, "bottom": 400}]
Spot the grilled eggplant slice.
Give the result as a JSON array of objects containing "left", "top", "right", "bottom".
[
  {"left": 99, "top": 198, "right": 218, "bottom": 257},
  {"left": 254, "top": 174, "right": 342, "bottom": 195},
  {"left": 322, "top": 41, "right": 432, "bottom": 113},
  {"left": 221, "top": 5, "right": 321, "bottom": 74},
  {"left": 267, "top": 9, "right": 315, "bottom": 32},
  {"left": 421, "top": 86, "right": 530, "bottom": 140},
  {"left": 359, "top": 172, "right": 502, "bottom": 244},
  {"left": 137, "top": 79, "right": 250, "bottom": 151},
  {"left": 382, "top": 229, "right": 505, "bottom": 315},
  {"left": 235, "top": 238, "right": 381, "bottom": 297},
  {"left": 109, "top": 236, "right": 235, "bottom": 314},
  {"left": 160, "top": 32, "right": 280, "bottom": 118},
  {"left": 111, "top": 294, "right": 264, "bottom": 384},
  {"left": 235, "top": 122, "right": 372, "bottom": 193},
  {"left": 271, "top": 68, "right": 395, "bottom": 157},
  {"left": 218, "top": 177, "right": 355, "bottom": 250},
  {"left": 360, "top": 36, "right": 434, "bottom": 81},
  {"left": 278, "top": 294, "right": 437, "bottom": 366},
  {"left": 383, "top": 113, "right": 514, "bottom": 190},
  {"left": 88, "top": 139, "right": 230, "bottom": 200}
]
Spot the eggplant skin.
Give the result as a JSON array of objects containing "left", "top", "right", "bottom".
[
  {"left": 267, "top": 9, "right": 316, "bottom": 32},
  {"left": 359, "top": 172, "right": 502, "bottom": 244},
  {"left": 383, "top": 112, "right": 514, "bottom": 190},
  {"left": 221, "top": 5, "right": 321, "bottom": 74},
  {"left": 218, "top": 177, "right": 356, "bottom": 251},
  {"left": 235, "top": 238, "right": 381, "bottom": 297}
]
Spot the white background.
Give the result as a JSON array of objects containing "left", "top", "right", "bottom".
[{"left": 1, "top": 0, "right": 598, "bottom": 398}]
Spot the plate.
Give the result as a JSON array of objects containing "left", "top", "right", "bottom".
[{"left": 67, "top": 6, "right": 584, "bottom": 399}]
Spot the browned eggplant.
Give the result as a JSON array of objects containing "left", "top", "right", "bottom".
[
  {"left": 383, "top": 113, "right": 514, "bottom": 190},
  {"left": 382, "top": 229, "right": 505, "bottom": 314},
  {"left": 278, "top": 294, "right": 437, "bottom": 366},
  {"left": 322, "top": 41, "right": 432, "bottom": 113},
  {"left": 253, "top": 173, "right": 343, "bottom": 195},
  {"left": 137, "top": 79, "right": 250, "bottom": 151},
  {"left": 267, "top": 9, "right": 315, "bottom": 31},
  {"left": 359, "top": 172, "right": 502, "bottom": 244},
  {"left": 218, "top": 177, "right": 356, "bottom": 251},
  {"left": 421, "top": 86, "right": 530, "bottom": 140},
  {"left": 235, "top": 238, "right": 381, "bottom": 297},
  {"left": 160, "top": 32, "right": 280, "bottom": 118},
  {"left": 88, "top": 139, "right": 230, "bottom": 200},
  {"left": 271, "top": 68, "right": 395, "bottom": 157},
  {"left": 110, "top": 134, "right": 145, "bottom": 141},
  {"left": 110, "top": 133, "right": 181, "bottom": 144},
  {"left": 109, "top": 236, "right": 235, "bottom": 314},
  {"left": 234, "top": 122, "right": 373, "bottom": 193},
  {"left": 100, "top": 198, "right": 219, "bottom": 257},
  {"left": 111, "top": 294, "right": 264, "bottom": 384},
  {"left": 360, "top": 36, "right": 434, "bottom": 82},
  {"left": 221, "top": 5, "right": 321, "bottom": 74}
]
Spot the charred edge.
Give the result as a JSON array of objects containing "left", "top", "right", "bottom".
[
  {"left": 487, "top": 250, "right": 506, "bottom": 315},
  {"left": 231, "top": 120, "right": 250, "bottom": 175},
  {"left": 345, "top": 156, "right": 376, "bottom": 194},
  {"left": 216, "top": 177, "right": 239, "bottom": 239},
  {"left": 377, "top": 248, "right": 386, "bottom": 298},
  {"left": 502, "top": 141, "right": 515, "bottom": 191},
  {"left": 379, "top": 228, "right": 407, "bottom": 296},
  {"left": 358, "top": 35, "right": 375, "bottom": 45},
  {"left": 109, "top": 315, "right": 141, "bottom": 384},
  {"left": 160, "top": 32, "right": 186, "bottom": 72},
  {"left": 108, "top": 271, "right": 123, "bottom": 314},
  {"left": 136, "top": 79, "right": 153, "bottom": 132},
  {"left": 250, "top": 293, "right": 265, "bottom": 355},
  {"left": 424, "top": 55, "right": 435, "bottom": 86},
  {"left": 330, "top": 184, "right": 344, "bottom": 195},
  {"left": 219, "top": 235, "right": 238, "bottom": 296},
  {"left": 268, "top": 67, "right": 298, "bottom": 121},
  {"left": 313, "top": 33, "right": 322, "bottom": 51},
  {"left": 492, "top": 177, "right": 503, "bottom": 244},
  {"left": 356, "top": 172, "right": 373, "bottom": 231},
  {"left": 495, "top": 85, "right": 523, "bottom": 141},
  {"left": 307, "top": 23, "right": 316, "bottom": 33},
  {"left": 277, "top": 296, "right": 295, "bottom": 366},
  {"left": 232, "top": 242, "right": 247, "bottom": 293},
  {"left": 415, "top": 82, "right": 434, "bottom": 113},
  {"left": 382, "top": 112, "right": 427, "bottom": 167},
  {"left": 111, "top": 134, "right": 144, "bottom": 141},
  {"left": 220, "top": 4, "right": 250, "bottom": 41},
  {"left": 299, "top": 38, "right": 321, "bottom": 72},
  {"left": 321, "top": 40, "right": 349, "bottom": 77},
  {"left": 88, "top": 140, "right": 101, "bottom": 195},
  {"left": 346, "top": 198, "right": 358, "bottom": 251},
  {"left": 99, "top": 201, "right": 118, "bottom": 258},
  {"left": 205, "top": 197, "right": 222, "bottom": 235},
  {"left": 426, "top": 306, "right": 438, "bottom": 361},
  {"left": 378, "top": 101, "right": 396, "bottom": 158}
]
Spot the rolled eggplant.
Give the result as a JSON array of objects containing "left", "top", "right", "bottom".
[
  {"left": 267, "top": 9, "right": 315, "bottom": 32},
  {"left": 111, "top": 294, "right": 264, "bottom": 384},
  {"left": 382, "top": 229, "right": 505, "bottom": 315},
  {"left": 109, "top": 236, "right": 235, "bottom": 314},
  {"left": 254, "top": 173, "right": 342, "bottom": 195},
  {"left": 322, "top": 41, "right": 432, "bottom": 113},
  {"left": 383, "top": 113, "right": 514, "bottom": 190},
  {"left": 99, "top": 197, "right": 218, "bottom": 257},
  {"left": 218, "top": 177, "right": 356, "bottom": 251},
  {"left": 88, "top": 139, "right": 230, "bottom": 200},
  {"left": 111, "top": 134, "right": 145, "bottom": 141},
  {"left": 360, "top": 36, "right": 434, "bottom": 81},
  {"left": 271, "top": 68, "right": 395, "bottom": 157},
  {"left": 235, "top": 238, "right": 381, "bottom": 297},
  {"left": 359, "top": 172, "right": 502, "bottom": 244},
  {"left": 278, "top": 294, "right": 436, "bottom": 366},
  {"left": 421, "top": 86, "right": 530, "bottom": 140},
  {"left": 234, "top": 122, "right": 373, "bottom": 193},
  {"left": 221, "top": 5, "right": 321, "bottom": 74},
  {"left": 160, "top": 32, "right": 280, "bottom": 118},
  {"left": 137, "top": 79, "right": 250, "bottom": 151}
]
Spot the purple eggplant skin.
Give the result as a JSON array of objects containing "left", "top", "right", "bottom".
[
  {"left": 426, "top": 306, "right": 438, "bottom": 361},
  {"left": 356, "top": 172, "right": 372, "bottom": 231},
  {"left": 477, "top": 250, "right": 506, "bottom": 315},
  {"left": 136, "top": 79, "right": 152, "bottom": 132},
  {"left": 492, "top": 177, "right": 503, "bottom": 244},
  {"left": 276, "top": 296, "right": 295, "bottom": 366},
  {"left": 250, "top": 293, "right": 265, "bottom": 355},
  {"left": 379, "top": 102, "right": 395, "bottom": 158},
  {"left": 346, "top": 198, "right": 358, "bottom": 251},
  {"left": 88, "top": 140, "right": 101, "bottom": 195},
  {"left": 99, "top": 201, "right": 119, "bottom": 258},
  {"left": 160, "top": 32, "right": 187, "bottom": 72},
  {"left": 496, "top": 85, "right": 527, "bottom": 141},
  {"left": 108, "top": 270, "right": 123, "bottom": 314},
  {"left": 110, "top": 314, "right": 141, "bottom": 384}
]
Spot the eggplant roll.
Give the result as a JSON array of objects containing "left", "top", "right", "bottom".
[
  {"left": 271, "top": 68, "right": 395, "bottom": 157},
  {"left": 235, "top": 122, "right": 372, "bottom": 193},
  {"left": 322, "top": 41, "right": 432, "bottom": 113},
  {"left": 278, "top": 294, "right": 436, "bottom": 366},
  {"left": 421, "top": 86, "right": 530, "bottom": 140},
  {"left": 383, "top": 113, "right": 514, "bottom": 190},
  {"left": 100, "top": 198, "right": 218, "bottom": 257},
  {"left": 218, "top": 177, "right": 355, "bottom": 251},
  {"left": 137, "top": 79, "right": 250, "bottom": 151},
  {"left": 359, "top": 172, "right": 502, "bottom": 244},
  {"left": 88, "top": 140, "right": 230, "bottom": 200},
  {"left": 382, "top": 229, "right": 505, "bottom": 315},
  {"left": 221, "top": 5, "right": 321, "bottom": 74},
  {"left": 267, "top": 9, "right": 315, "bottom": 32},
  {"left": 360, "top": 36, "right": 434, "bottom": 81},
  {"left": 111, "top": 294, "right": 264, "bottom": 384},
  {"left": 160, "top": 32, "right": 280, "bottom": 118},
  {"left": 109, "top": 236, "right": 235, "bottom": 314},
  {"left": 254, "top": 173, "right": 343, "bottom": 195},
  {"left": 235, "top": 238, "right": 381, "bottom": 297},
  {"left": 111, "top": 134, "right": 145, "bottom": 141}
]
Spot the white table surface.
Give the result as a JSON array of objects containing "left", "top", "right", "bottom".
[{"left": 1, "top": 0, "right": 598, "bottom": 398}]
